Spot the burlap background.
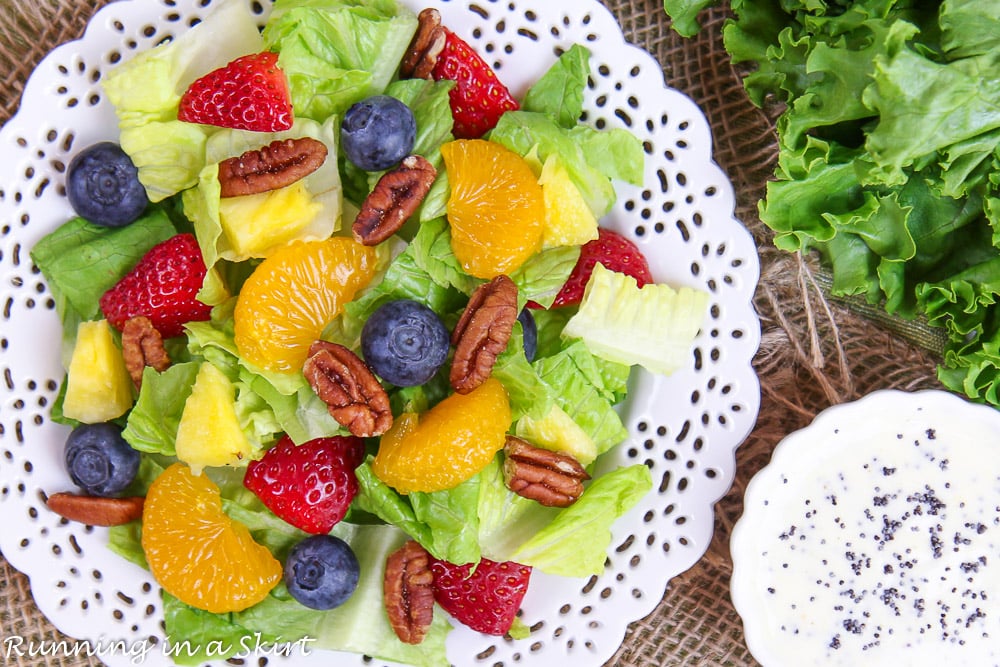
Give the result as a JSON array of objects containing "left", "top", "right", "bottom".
[{"left": 0, "top": 0, "right": 946, "bottom": 665}]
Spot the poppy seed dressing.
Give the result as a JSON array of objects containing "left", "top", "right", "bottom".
[{"left": 733, "top": 393, "right": 1000, "bottom": 666}]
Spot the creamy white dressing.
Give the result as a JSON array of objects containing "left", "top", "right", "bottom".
[{"left": 733, "top": 392, "right": 1000, "bottom": 666}]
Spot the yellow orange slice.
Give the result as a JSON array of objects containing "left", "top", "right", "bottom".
[
  {"left": 233, "top": 237, "right": 377, "bottom": 372},
  {"left": 141, "top": 463, "right": 281, "bottom": 613},
  {"left": 373, "top": 378, "right": 511, "bottom": 493},
  {"left": 442, "top": 139, "right": 545, "bottom": 278}
]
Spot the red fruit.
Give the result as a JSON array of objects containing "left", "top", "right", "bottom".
[
  {"left": 431, "top": 30, "right": 519, "bottom": 139},
  {"left": 99, "top": 233, "right": 212, "bottom": 338},
  {"left": 429, "top": 556, "right": 532, "bottom": 636},
  {"left": 178, "top": 52, "right": 293, "bottom": 132},
  {"left": 243, "top": 435, "right": 365, "bottom": 535},
  {"left": 547, "top": 228, "right": 653, "bottom": 309}
]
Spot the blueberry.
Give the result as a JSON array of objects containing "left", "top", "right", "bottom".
[
  {"left": 284, "top": 535, "right": 360, "bottom": 610},
  {"left": 64, "top": 422, "right": 140, "bottom": 497},
  {"left": 518, "top": 307, "right": 538, "bottom": 362},
  {"left": 341, "top": 95, "right": 416, "bottom": 171},
  {"left": 66, "top": 142, "right": 148, "bottom": 227},
  {"left": 361, "top": 300, "right": 449, "bottom": 387}
]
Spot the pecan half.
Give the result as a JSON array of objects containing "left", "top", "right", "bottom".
[
  {"left": 46, "top": 492, "right": 145, "bottom": 527},
  {"left": 353, "top": 155, "right": 437, "bottom": 246},
  {"left": 218, "top": 137, "right": 328, "bottom": 198},
  {"left": 121, "top": 316, "right": 170, "bottom": 389},
  {"left": 450, "top": 275, "right": 519, "bottom": 394},
  {"left": 400, "top": 8, "right": 446, "bottom": 80},
  {"left": 383, "top": 540, "right": 435, "bottom": 645},
  {"left": 503, "top": 436, "right": 591, "bottom": 508},
  {"left": 303, "top": 340, "right": 392, "bottom": 437}
]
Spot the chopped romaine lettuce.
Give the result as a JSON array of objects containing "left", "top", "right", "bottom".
[
  {"left": 509, "top": 463, "right": 652, "bottom": 577},
  {"left": 476, "top": 457, "right": 558, "bottom": 562},
  {"left": 521, "top": 44, "right": 591, "bottom": 128},
  {"left": 30, "top": 208, "right": 178, "bottom": 324},
  {"left": 491, "top": 327, "right": 559, "bottom": 422},
  {"left": 532, "top": 339, "right": 631, "bottom": 454},
  {"left": 563, "top": 263, "right": 709, "bottom": 376},
  {"left": 662, "top": 0, "right": 717, "bottom": 38},
  {"left": 491, "top": 111, "right": 644, "bottom": 218},
  {"left": 354, "top": 460, "right": 482, "bottom": 564},
  {"left": 476, "top": 458, "right": 652, "bottom": 578},
  {"left": 123, "top": 361, "right": 200, "bottom": 457},
  {"left": 510, "top": 245, "right": 581, "bottom": 308},
  {"left": 263, "top": 0, "right": 418, "bottom": 121}
]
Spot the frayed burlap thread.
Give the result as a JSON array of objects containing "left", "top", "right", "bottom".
[{"left": 0, "top": 1, "right": 945, "bottom": 666}]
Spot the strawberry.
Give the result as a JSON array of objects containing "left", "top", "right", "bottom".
[
  {"left": 546, "top": 228, "right": 653, "bottom": 308},
  {"left": 243, "top": 435, "right": 365, "bottom": 535},
  {"left": 99, "top": 233, "right": 212, "bottom": 338},
  {"left": 431, "top": 29, "right": 519, "bottom": 139},
  {"left": 177, "top": 52, "right": 293, "bottom": 132},
  {"left": 429, "top": 556, "right": 532, "bottom": 636}
]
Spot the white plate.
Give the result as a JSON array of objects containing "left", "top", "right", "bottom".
[
  {"left": 0, "top": 1, "right": 761, "bottom": 666},
  {"left": 732, "top": 390, "right": 1000, "bottom": 667}
]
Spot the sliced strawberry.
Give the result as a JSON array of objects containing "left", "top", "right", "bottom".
[
  {"left": 544, "top": 228, "right": 654, "bottom": 309},
  {"left": 429, "top": 556, "right": 532, "bottom": 636},
  {"left": 431, "top": 30, "right": 519, "bottom": 139},
  {"left": 178, "top": 52, "right": 293, "bottom": 132},
  {"left": 243, "top": 435, "right": 365, "bottom": 535},
  {"left": 99, "top": 233, "right": 212, "bottom": 338}
]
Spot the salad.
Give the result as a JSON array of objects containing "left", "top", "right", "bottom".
[{"left": 29, "top": 0, "right": 710, "bottom": 665}]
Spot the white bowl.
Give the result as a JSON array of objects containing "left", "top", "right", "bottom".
[{"left": 731, "top": 389, "right": 1000, "bottom": 667}]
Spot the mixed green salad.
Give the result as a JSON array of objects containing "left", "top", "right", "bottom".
[
  {"left": 29, "top": 0, "right": 711, "bottom": 665},
  {"left": 664, "top": 0, "right": 1000, "bottom": 406}
]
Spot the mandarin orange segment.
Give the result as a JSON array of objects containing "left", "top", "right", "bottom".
[
  {"left": 372, "top": 377, "right": 511, "bottom": 493},
  {"left": 233, "top": 238, "right": 377, "bottom": 372},
  {"left": 442, "top": 139, "right": 545, "bottom": 278},
  {"left": 141, "top": 463, "right": 281, "bottom": 613}
]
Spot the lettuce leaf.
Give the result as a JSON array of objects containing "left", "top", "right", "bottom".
[
  {"left": 491, "top": 111, "right": 642, "bottom": 218},
  {"left": 354, "top": 460, "right": 481, "bottom": 564},
  {"left": 477, "top": 458, "right": 652, "bottom": 577},
  {"left": 719, "top": 0, "right": 1000, "bottom": 404},
  {"left": 477, "top": 457, "right": 558, "bottom": 562},
  {"left": 510, "top": 245, "right": 581, "bottom": 309},
  {"left": 122, "top": 362, "right": 200, "bottom": 456},
  {"left": 521, "top": 44, "right": 590, "bottom": 128},
  {"left": 29, "top": 208, "right": 178, "bottom": 324},
  {"left": 491, "top": 326, "right": 558, "bottom": 422},
  {"left": 509, "top": 464, "right": 652, "bottom": 576},
  {"left": 263, "top": 0, "right": 418, "bottom": 121},
  {"left": 862, "top": 21, "right": 1000, "bottom": 187},
  {"left": 532, "top": 340, "right": 630, "bottom": 455},
  {"left": 562, "top": 263, "right": 710, "bottom": 378},
  {"left": 662, "top": 0, "right": 718, "bottom": 38}
]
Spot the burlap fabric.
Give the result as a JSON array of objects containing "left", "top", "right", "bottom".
[{"left": 0, "top": 1, "right": 946, "bottom": 665}]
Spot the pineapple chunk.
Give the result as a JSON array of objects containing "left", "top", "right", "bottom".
[
  {"left": 175, "top": 362, "right": 256, "bottom": 473},
  {"left": 538, "top": 155, "right": 599, "bottom": 249},
  {"left": 515, "top": 404, "right": 597, "bottom": 466},
  {"left": 62, "top": 320, "right": 134, "bottom": 423},
  {"left": 219, "top": 181, "right": 322, "bottom": 257}
]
